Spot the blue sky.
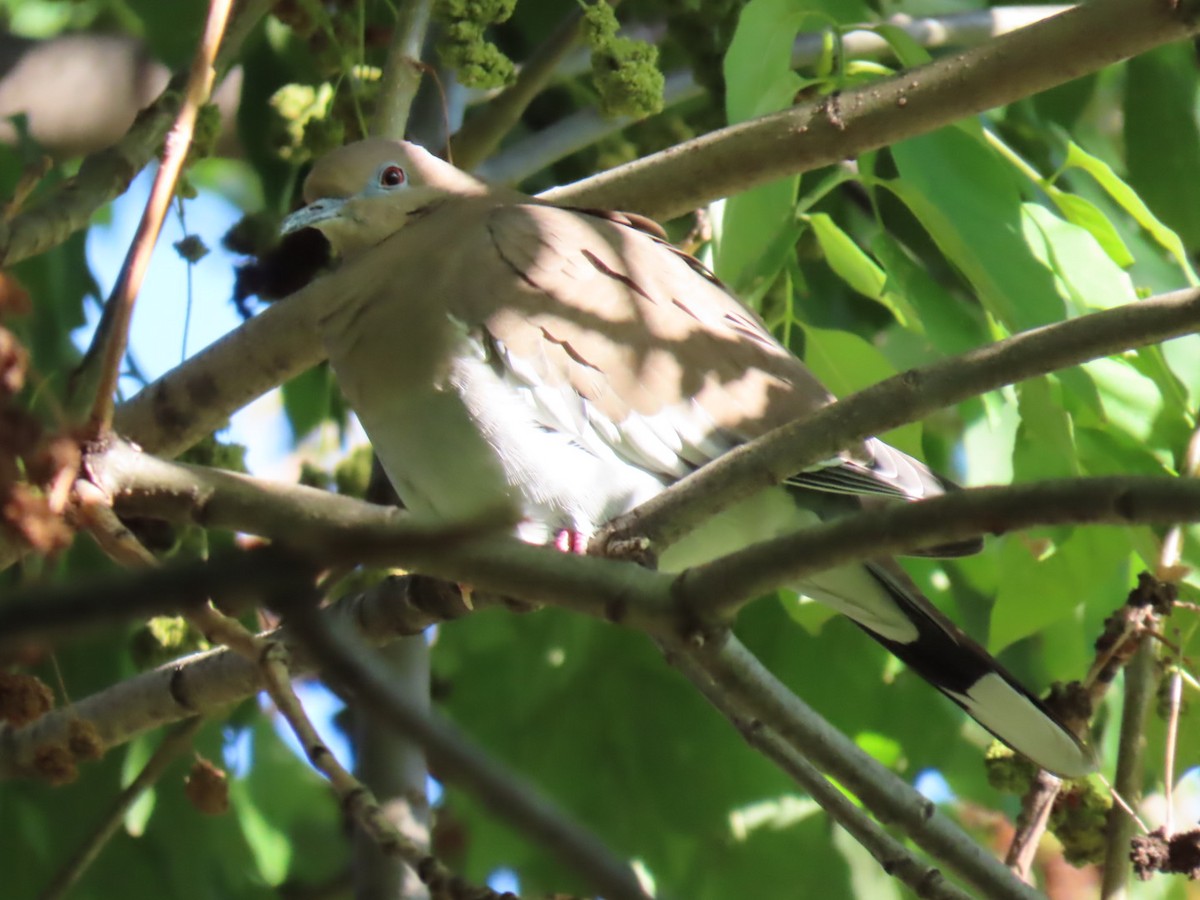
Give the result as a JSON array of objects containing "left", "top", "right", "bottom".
[{"left": 80, "top": 164, "right": 294, "bottom": 476}]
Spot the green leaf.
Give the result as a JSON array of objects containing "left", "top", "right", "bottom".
[
  {"left": 1075, "top": 426, "right": 1173, "bottom": 477},
  {"left": 281, "top": 362, "right": 339, "bottom": 440},
  {"left": 801, "top": 325, "right": 923, "bottom": 457},
  {"left": 868, "top": 23, "right": 933, "bottom": 68},
  {"left": 806, "top": 212, "right": 917, "bottom": 327},
  {"left": 990, "top": 528, "right": 1130, "bottom": 656},
  {"left": 1046, "top": 191, "right": 1134, "bottom": 268},
  {"left": 13, "top": 229, "right": 95, "bottom": 376},
  {"left": 724, "top": 0, "right": 809, "bottom": 124},
  {"left": 870, "top": 233, "right": 987, "bottom": 354},
  {"left": 781, "top": 591, "right": 839, "bottom": 633},
  {"left": 716, "top": 0, "right": 809, "bottom": 288},
  {"left": 1013, "top": 377, "right": 1078, "bottom": 482},
  {"left": 231, "top": 777, "right": 293, "bottom": 885},
  {"left": 434, "top": 606, "right": 809, "bottom": 894},
  {"left": 124, "top": 0, "right": 208, "bottom": 69},
  {"left": 1160, "top": 334, "right": 1200, "bottom": 409},
  {"left": 121, "top": 733, "right": 159, "bottom": 836},
  {"left": 1019, "top": 202, "right": 1137, "bottom": 310},
  {"left": 886, "top": 130, "right": 1066, "bottom": 330},
  {"left": 1061, "top": 139, "right": 1199, "bottom": 284},
  {"left": 1124, "top": 45, "right": 1200, "bottom": 253},
  {"left": 1083, "top": 356, "right": 1172, "bottom": 447}
]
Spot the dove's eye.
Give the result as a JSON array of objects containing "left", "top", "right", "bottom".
[{"left": 378, "top": 165, "right": 407, "bottom": 188}]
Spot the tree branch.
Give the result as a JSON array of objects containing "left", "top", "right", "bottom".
[
  {"left": 0, "top": 572, "right": 473, "bottom": 780},
  {"left": 594, "top": 286, "right": 1200, "bottom": 555},
  {"left": 350, "top": 637, "right": 433, "bottom": 900},
  {"left": 91, "top": 439, "right": 1200, "bottom": 641},
  {"left": 540, "top": 0, "right": 1200, "bottom": 218},
  {"left": 373, "top": 0, "right": 434, "bottom": 140},
  {"left": 670, "top": 649, "right": 975, "bottom": 900},
  {"left": 284, "top": 601, "right": 651, "bottom": 900},
  {"left": 480, "top": 6, "right": 1069, "bottom": 184},
  {"left": 680, "top": 477, "right": 1200, "bottom": 620},
  {"left": 108, "top": 274, "right": 327, "bottom": 458},
  {"left": 79, "top": 0, "right": 234, "bottom": 434},
  {"left": 683, "top": 636, "right": 1044, "bottom": 900}
]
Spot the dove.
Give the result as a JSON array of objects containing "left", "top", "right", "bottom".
[{"left": 281, "top": 138, "right": 1092, "bottom": 777}]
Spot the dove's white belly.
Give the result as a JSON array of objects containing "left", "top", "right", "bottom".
[{"left": 450, "top": 344, "right": 672, "bottom": 542}]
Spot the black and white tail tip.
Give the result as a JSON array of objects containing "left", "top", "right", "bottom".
[{"left": 865, "top": 565, "right": 1094, "bottom": 778}]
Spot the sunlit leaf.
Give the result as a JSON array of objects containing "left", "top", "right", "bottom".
[
  {"left": 887, "top": 130, "right": 1066, "bottom": 330},
  {"left": 802, "top": 324, "right": 923, "bottom": 456},
  {"left": 1062, "top": 139, "right": 1199, "bottom": 284}
]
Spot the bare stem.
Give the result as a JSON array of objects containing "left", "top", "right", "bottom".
[
  {"left": 36, "top": 717, "right": 204, "bottom": 900},
  {"left": 671, "top": 649, "right": 975, "bottom": 900},
  {"left": 284, "top": 601, "right": 651, "bottom": 900},
  {"left": 374, "top": 0, "right": 434, "bottom": 139},
  {"left": 1100, "top": 638, "right": 1157, "bottom": 898},
  {"left": 79, "top": 0, "right": 234, "bottom": 434}
]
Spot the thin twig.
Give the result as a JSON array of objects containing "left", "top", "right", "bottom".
[
  {"left": 1004, "top": 770, "right": 1060, "bottom": 882},
  {"left": 0, "top": 573, "right": 473, "bottom": 780},
  {"left": 283, "top": 601, "right": 651, "bottom": 900},
  {"left": 257, "top": 640, "right": 476, "bottom": 895},
  {"left": 1099, "top": 423, "right": 1199, "bottom": 895},
  {"left": 36, "top": 717, "right": 204, "bottom": 900},
  {"left": 79, "top": 0, "right": 234, "bottom": 435},
  {"left": 1099, "top": 640, "right": 1157, "bottom": 899},
  {"left": 671, "top": 649, "right": 974, "bottom": 900},
  {"left": 80, "top": 490, "right": 499, "bottom": 898},
  {"left": 1098, "top": 772, "right": 1149, "bottom": 836},
  {"left": 684, "top": 635, "right": 1043, "bottom": 900},
  {"left": 1162, "top": 663, "right": 1182, "bottom": 836}
]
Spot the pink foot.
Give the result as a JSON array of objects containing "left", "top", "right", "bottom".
[{"left": 553, "top": 529, "right": 589, "bottom": 554}]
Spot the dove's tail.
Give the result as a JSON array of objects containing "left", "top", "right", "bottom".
[{"left": 807, "top": 560, "right": 1093, "bottom": 778}]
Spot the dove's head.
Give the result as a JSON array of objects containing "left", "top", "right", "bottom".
[{"left": 281, "top": 138, "right": 487, "bottom": 258}]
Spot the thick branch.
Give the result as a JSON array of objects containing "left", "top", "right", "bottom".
[
  {"left": 111, "top": 263, "right": 330, "bottom": 457},
  {"left": 93, "top": 441, "right": 1200, "bottom": 637},
  {"left": 540, "top": 0, "right": 1200, "bottom": 218},
  {"left": 681, "top": 477, "right": 1200, "bottom": 619},
  {"left": 0, "top": 572, "right": 472, "bottom": 780},
  {"left": 481, "top": 6, "right": 1068, "bottom": 184}
]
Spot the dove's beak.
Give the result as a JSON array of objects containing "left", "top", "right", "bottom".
[{"left": 280, "top": 197, "right": 347, "bottom": 236}]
